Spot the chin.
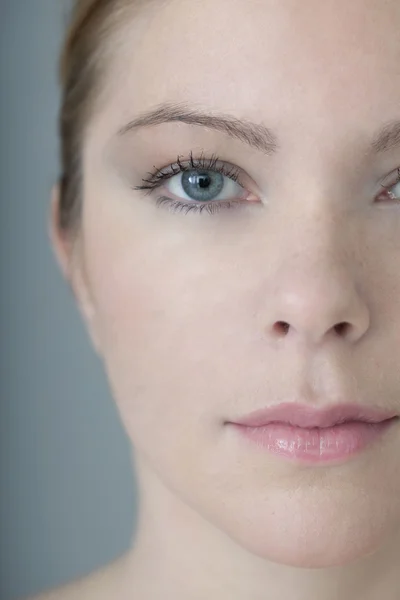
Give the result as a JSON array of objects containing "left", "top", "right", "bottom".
[
  {"left": 223, "top": 519, "right": 387, "bottom": 568},
  {"left": 208, "top": 489, "right": 396, "bottom": 569}
]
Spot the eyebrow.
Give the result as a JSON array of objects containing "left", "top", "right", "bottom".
[
  {"left": 117, "top": 102, "right": 400, "bottom": 156},
  {"left": 371, "top": 120, "right": 400, "bottom": 154},
  {"left": 117, "top": 102, "right": 278, "bottom": 155}
]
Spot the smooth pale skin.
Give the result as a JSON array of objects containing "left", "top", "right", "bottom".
[{"left": 41, "top": 0, "right": 400, "bottom": 598}]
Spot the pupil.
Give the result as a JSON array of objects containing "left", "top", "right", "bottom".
[
  {"left": 189, "top": 173, "right": 211, "bottom": 189},
  {"left": 182, "top": 169, "right": 224, "bottom": 202}
]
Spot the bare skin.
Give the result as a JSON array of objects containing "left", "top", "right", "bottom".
[{"left": 36, "top": 0, "right": 400, "bottom": 598}]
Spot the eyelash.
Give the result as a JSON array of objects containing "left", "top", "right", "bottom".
[
  {"left": 133, "top": 155, "right": 400, "bottom": 216},
  {"left": 132, "top": 151, "right": 246, "bottom": 215}
]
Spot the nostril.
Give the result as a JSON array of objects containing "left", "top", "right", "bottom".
[
  {"left": 272, "top": 321, "right": 350, "bottom": 338},
  {"left": 334, "top": 322, "right": 349, "bottom": 335},
  {"left": 274, "top": 321, "right": 290, "bottom": 335}
]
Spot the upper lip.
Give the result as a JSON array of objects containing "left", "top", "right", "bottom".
[{"left": 229, "top": 402, "right": 399, "bottom": 429}]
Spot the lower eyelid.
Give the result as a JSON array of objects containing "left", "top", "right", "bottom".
[{"left": 155, "top": 196, "right": 238, "bottom": 215}]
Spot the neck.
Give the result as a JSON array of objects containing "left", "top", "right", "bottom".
[{"left": 120, "top": 451, "right": 400, "bottom": 600}]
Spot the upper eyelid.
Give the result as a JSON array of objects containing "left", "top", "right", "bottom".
[
  {"left": 160, "top": 154, "right": 239, "bottom": 174},
  {"left": 144, "top": 155, "right": 248, "bottom": 184}
]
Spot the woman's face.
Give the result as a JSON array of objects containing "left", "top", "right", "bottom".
[{"left": 62, "top": 0, "right": 400, "bottom": 568}]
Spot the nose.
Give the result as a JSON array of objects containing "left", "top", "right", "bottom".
[
  {"left": 265, "top": 223, "right": 370, "bottom": 348},
  {"left": 269, "top": 284, "right": 369, "bottom": 346}
]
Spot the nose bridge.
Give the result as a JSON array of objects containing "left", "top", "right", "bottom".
[{"left": 265, "top": 202, "right": 370, "bottom": 347}]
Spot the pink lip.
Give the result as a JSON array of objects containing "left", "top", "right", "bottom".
[
  {"left": 227, "top": 403, "right": 399, "bottom": 464},
  {"left": 230, "top": 402, "right": 398, "bottom": 428}
]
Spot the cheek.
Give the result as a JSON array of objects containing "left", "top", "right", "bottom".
[{"left": 81, "top": 203, "right": 259, "bottom": 453}]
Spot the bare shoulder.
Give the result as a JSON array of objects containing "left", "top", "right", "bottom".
[{"left": 26, "top": 556, "right": 129, "bottom": 600}]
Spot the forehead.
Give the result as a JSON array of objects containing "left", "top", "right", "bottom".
[{"left": 95, "top": 0, "right": 400, "bottom": 146}]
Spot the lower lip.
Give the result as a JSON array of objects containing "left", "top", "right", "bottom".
[{"left": 229, "top": 418, "right": 397, "bottom": 464}]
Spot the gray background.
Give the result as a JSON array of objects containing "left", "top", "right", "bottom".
[{"left": 0, "top": 2, "right": 136, "bottom": 598}]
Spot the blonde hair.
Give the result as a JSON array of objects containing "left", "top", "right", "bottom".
[{"left": 58, "top": 0, "right": 130, "bottom": 235}]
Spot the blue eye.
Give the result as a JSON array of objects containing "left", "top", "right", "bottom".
[
  {"left": 133, "top": 151, "right": 255, "bottom": 215},
  {"left": 167, "top": 168, "right": 245, "bottom": 203}
]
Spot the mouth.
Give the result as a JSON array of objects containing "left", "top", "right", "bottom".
[{"left": 226, "top": 403, "right": 399, "bottom": 464}]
